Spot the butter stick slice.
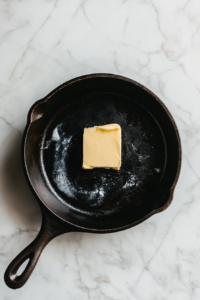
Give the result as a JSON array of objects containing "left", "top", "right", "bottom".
[{"left": 82, "top": 124, "right": 121, "bottom": 170}]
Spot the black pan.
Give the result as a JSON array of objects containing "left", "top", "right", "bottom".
[{"left": 4, "top": 74, "right": 181, "bottom": 289}]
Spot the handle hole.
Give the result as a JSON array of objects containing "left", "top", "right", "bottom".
[{"left": 16, "top": 258, "right": 30, "bottom": 276}]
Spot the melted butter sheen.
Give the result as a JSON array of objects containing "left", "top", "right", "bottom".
[{"left": 82, "top": 124, "right": 121, "bottom": 170}]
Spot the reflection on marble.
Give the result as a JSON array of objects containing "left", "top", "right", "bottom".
[{"left": 1, "top": 0, "right": 200, "bottom": 299}]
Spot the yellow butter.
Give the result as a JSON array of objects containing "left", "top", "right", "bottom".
[{"left": 82, "top": 124, "right": 121, "bottom": 170}]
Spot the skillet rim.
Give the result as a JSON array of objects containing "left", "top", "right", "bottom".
[{"left": 23, "top": 73, "right": 182, "bottom": 232}]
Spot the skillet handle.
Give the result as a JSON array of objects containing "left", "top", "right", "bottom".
[{"left": 4, "top": 205, "right": 77, "bottom": 289}]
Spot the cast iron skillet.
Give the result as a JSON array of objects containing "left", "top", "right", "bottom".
[{"left": 4, "top": 74, "right": 181, "bottom": 289}]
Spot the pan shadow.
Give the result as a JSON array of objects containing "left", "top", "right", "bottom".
[{"left": 1, "top": 129, "right": 41, "bottom": 231}]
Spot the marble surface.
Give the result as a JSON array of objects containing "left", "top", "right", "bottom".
[{"left": 1, "top": 0, "right": 200, "bottom": 299}]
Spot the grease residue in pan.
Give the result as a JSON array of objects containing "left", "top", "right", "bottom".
[{"left": 42, "top": 93, "right": 166, "bottom": 215}]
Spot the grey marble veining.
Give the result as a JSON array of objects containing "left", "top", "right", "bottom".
[{"left": 1, "top": 0, "right": 200, "bottom": 299}]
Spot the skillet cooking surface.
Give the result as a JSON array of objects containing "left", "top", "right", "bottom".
[
  {"left": 24, "top": 74, "right": 181, "bottom": 230},
  {"left": 41, "top": 93, "right": 166, "bottom": 217}
]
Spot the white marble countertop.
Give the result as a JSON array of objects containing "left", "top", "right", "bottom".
[{"left": 1, "top": 0, "right": 200, "bottom": 299}]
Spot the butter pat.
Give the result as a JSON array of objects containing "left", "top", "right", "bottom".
[{"left": 83, "top": 124, "right": 121, "bottom": 170}]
